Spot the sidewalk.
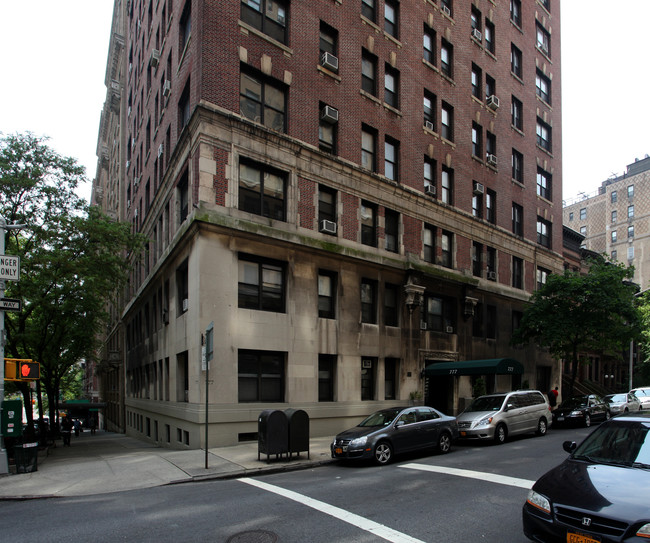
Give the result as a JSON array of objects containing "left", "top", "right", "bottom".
[{"left": 0, "top": 430, "right": 335, "bottom": 500}]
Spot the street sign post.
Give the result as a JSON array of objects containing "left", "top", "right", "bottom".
[
  {"left": 0, "top": 298, "right": 21, "bottom": 312},
  {"left": 0, "top": 255, "right": 20, "bottom": 281}
]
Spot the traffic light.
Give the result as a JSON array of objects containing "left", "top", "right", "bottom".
[
  {"left": 18, "top": 360, "right": 40, "bottom": 380},
  {"left": 4, "top": 359, "right": 17, "bottom": 380}
]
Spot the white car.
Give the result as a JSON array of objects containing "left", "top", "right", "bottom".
[
  {"left": 630, "top": 387, "right": 650, "bottom": 410},
  {"left": 604, "top": 392, "right": 641, "bottom": 414}
]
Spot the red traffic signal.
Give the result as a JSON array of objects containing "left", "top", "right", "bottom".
[{"left": 19, "top": 360, "right": 40, "bottom": 380}]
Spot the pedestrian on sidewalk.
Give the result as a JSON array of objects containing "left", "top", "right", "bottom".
[
  {"left": 547, "top": 386, "right": 558, "bottom": 410},
  {"left": 89, "top": 415, "right": 97, "bottom": 435},
  {"left": 73, "top": 418, "right": 81, "bottom": 437},
  {"left": 61, "top": 415, "right": 72, "bottom": 446}
]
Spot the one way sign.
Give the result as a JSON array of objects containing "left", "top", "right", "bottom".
[{"left": 0, "top": 298, "right": 21, "bottom": 312}]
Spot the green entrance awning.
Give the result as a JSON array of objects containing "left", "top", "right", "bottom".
[{"left": 424, "top": 358, "right": 524, "bottom": 377}]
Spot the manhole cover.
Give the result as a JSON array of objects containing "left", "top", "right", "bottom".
[{"left": 226, "top": 530, "right": 278, "bottom": 543}]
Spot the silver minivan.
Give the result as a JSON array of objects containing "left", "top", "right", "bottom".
[{"left": 456, "top": 390, "right": 551, "bottom": 444}]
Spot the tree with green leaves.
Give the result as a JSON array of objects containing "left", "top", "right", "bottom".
[
  {"left": 0, "top": 133, "right": 143, "bottom": 436},
  {"left": 511, "top": 257, "right": 641, "bottom": 398},
  {"left": 635, "top": 292, "right": 650, "bottom": 386}
]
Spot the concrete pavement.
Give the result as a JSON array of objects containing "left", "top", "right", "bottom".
[{"left": 0, "top": 430, "right": 335, "bottom": 500}]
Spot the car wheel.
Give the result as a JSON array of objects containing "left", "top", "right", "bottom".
[
  {"left": 536, "top": 418, "right": 548, "bottom": 436},
  {"left": 494, "top": 423, "right": 507, "bottom": 444},
  {"left": 438, "top": 432, "right": 452, "bottom": 454},
  {"left": 373, "top": 441, "right": 393, "bottom": 465},
  {"left": 584, "top": 413, "right": 591, "bottom": 428}
]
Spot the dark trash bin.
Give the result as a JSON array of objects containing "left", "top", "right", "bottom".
[
  {"left": 258, "top": 409, "right": 288, "bottom": 463},
  {"left": 285, "top": 408, "right": 310, "bottom": 459},
  {"left": 14, "top": 442, "right": 39, "bottom": 473}
]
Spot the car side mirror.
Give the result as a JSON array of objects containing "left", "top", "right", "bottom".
[
  {"left": 563, "top": 440, "right": 577, "bottom": 454},
  {"left": 505, "top": 403, "right": 514, "bottom": 411}
]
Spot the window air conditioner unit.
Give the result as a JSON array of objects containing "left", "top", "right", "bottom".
[
  {"left": 319, "top": 219, "right": 337, "bottom": 234},
  {"left": 134, "top": 208, "right": 138, "bottom": 218},
  {"left": 127, "top": 199, "right": 131, "bottom": 209},
  {"left": 131, "top": 137, "right": 136, "bottom": 150},
  {"left": 134, "top": 176, "right": 140, "bottom": 188},
  {"left": 162, "top": 79, "right": 171, "bottom": 98},
  {"left": 158, "top": 143, "right": 164, "bottom": 158},
  {"left": 486, "top": 154, "right": 498, "bottom": 167},
  {"left": 126, "top": 160, "right": 131, "bottom": 169},
  {"left": 321, "top": 52, "right": 339, "bottom": 72},
  {"left": 487, "top": 271, "right": 497, "bottom": 280},
  {"left": 472, "top": 28, "right": 482, "bottom": 41},
  {"left": 487, "top": 95, "right": 500, "bottom": 110},
  {"left": 445, "top": 326, "right": 454, "bottom": 334},
  {"left": 425, "top": 185, "right": 437, "bottom": 196},
  {"left": 441, "top": 5, "right": 451, "bottom": 17},
  {"left": 425, "top": 120, "right": 434, "bottom": 131},
  {"left": 420, "top": 321, "right": 428, "bottom": 330},
  {"left": 320, "top": 105, "right": 339, "bottom": 124},
  {"left": 473, "top": 182, "right": 485, "bottom": 195},
  {"left": 182, "top": 298, "right": 189, "bottom": 312},
  {"left": 150, "top": 49, "right": 161, "bottom": 68}
]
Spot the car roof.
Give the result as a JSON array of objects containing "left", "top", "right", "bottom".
[{"left": 607, "top": 411, "right": 650, "bottom": 422}]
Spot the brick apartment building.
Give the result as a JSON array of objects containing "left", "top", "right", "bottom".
[{"left": 92, "top": 0, "right": 563, "bottom": 448}]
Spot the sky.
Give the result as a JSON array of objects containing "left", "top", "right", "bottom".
[{"left": 1, "top": 1, "right": 648, "bottom": 205}]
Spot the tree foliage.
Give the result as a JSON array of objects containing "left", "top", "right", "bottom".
[
  {"left": 511, "top": 257, "right": 641, "bottom": 396},
  {"left": 0, "top": 133, "right": 143, "bottom": 430}
]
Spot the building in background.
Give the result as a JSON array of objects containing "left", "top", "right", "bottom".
[{"left": 92, "top": 0, "right": 563, "bottom": 449}]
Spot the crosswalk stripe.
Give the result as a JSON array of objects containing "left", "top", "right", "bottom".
[{"left": 399, "top": 463, "right": 535, "bottom": 489}]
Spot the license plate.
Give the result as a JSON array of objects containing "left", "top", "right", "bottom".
[
  {"left": 557, "top": 416, "right": 565, "bottom": 421},
  {"left": 334, "top": 447, "right": 343, "bottom": 454},
  {"left": 460, "top": 431, "right": 467, "bottom": 437},
  {"left": 567, "top": 532, "right": 600, "bottom": 543}
]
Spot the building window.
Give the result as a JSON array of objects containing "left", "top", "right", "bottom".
[
  {"left": 441, "top": 102, "right": 453, "bottom": 141},
  {"left": 628, "top": 225, "right": 635, "bottom": 239},
  {"left": 441, "top": 230, "right": 453, "bottom": 268},
  {"left": 580, "top": 208, "right": 586, "bottom": 220},
  {"left": 580, "top": 226, "right": 586, "bottom": 235},
  {"left": 612, "top": 230, "right": 617, "bottom": 242},
  {"left": 361, "top": 125, "right": 377, "bottom": 172},
  {"left": 628, "top": 205, "right": 634, "bottom": 219},
  {"left": 180, "top": 1, "right": 192, "bottom": 51},
  {"left": 471, "top": 6, "right": 482, "bottom": 32},
  {"left": 239, "top": 159, "right": 286, "bottom": 220},
  {"left": 319, "top": 22, "right": 338, "bottom": 71},
  {"left": 240, "top": 69, "right": 286, "bottom": 132},
  {"left": 319, "top": 185, "right": 337, "bottom": 225},
  {"left": 536, "top": 22, "right": 551, "bottom": 57},
  {"left": 628, "top": 246, "right": 635, "bottom": 260},
  {"left": 361, "top": 0, "right": 376, "bottom": 22},
  {"left": 472, "top": 302, "right": 484, "bottom": 338},
  {"left": 361, "top": 279, "right": 378, "bottom": 324},
  {"left": 424, "top": 90, "right": 436, "bottom": 127},
  {"left": 384, "top": 284, "right": 399, "bottom": 327},
  {"left": 471, "top": 64, "right": 482, "bottom": 99},
  {"left": 511, "top": 44, "right": 522, "bottom": 79},
  {"left": 569, "top": 212, "right": 574, "bottom": 221},
  {"left": 536, "top": 267, "right": 550, "bottom": 290},
  {"left": 176, "top": 259, "right": 189, "bottom": 315},
  {"left": 537, "top": 217, "right": 551, "bottom": 248},
  {"left": 512, "top": 96, "right": 523, "bottom": 130},
  {"left": 238, "top": 254, "right": 285, "bottom": 312},
  {"left": 384, "top": 65, "right": 399, "bottom": 108},
  {"left": 628, "top": 185, "right": 634, "bottom": 198},
  {"left": 385, "top": 358, "right": 398, "bottom": 400},
  {"left": 441, "top": 39, "right": 453, "bottom": 78},
  {"left": 472, "top": 241, "right": 483, "bottom": 277},
  {"left": 241, "top": 0, "right": 288, "bottom": 44},
  {"left": 318, "top": 270, "right": 337, "bottom": 319},
  {"left": 385, "top": 137, "right": 399, "bottom": 181},
  {"left": 510, "top": 0, "right": 521, "bottom": 26},
  {"left": 441, "top": 166, "right": 453, "bottom": 205},
  {"left": 238, "top": 350, "right": 284, "bottom": 402},
  {"left": 536, "top": 118, "right": 552, "bottom": 151},
  {"left": 361, "top": 358, "right": 376, "bottom": 400},
  {"left": 512, "top": 203, "right": 523, "bottom": 236},
  {"left": 424, "top": 295, "right": 454, "bottom": 332},
  {"left": 612, "top": 249, "right": 617, "bottom": 260},
  {"left": 484, "top": 19, "right": 495, "bottom": 54},
  {"left": 178, "top": 169, "right": 189, "bottom": 223},
  {"left": 611, "top": 210, "right": 617, "bottom": 223},
  {"left": 178, "top": 79, "right": 191, "bottom": 131},
  {"left": 486, "top": 189, "right": 496, "bottom": 224},
  {"left": 536, "top": 167, "right": 552, "bottom": 200},
  {"left": 384, "top": 209, "right": 399, "bottom": 253},
  {"left": 424, "top": 224, "right": 435, "bottom": 263},
  {"left": 472, "top": 123, "right": 482, "bottom": 158},
  {"left": 512, "top": 149, "right": 523, "bottom": 182},
  {"left": 423, "top": 25, "right": 436, "bottom": 65},
  {"left": 487, "top": 246, "right": 497, "bottom": 279},
  {"left": 536, "top": 70, "right": 551, "bottom": 104},
  {"left": 611, "top": 190, "right": 618, "bottom": 203},
  {"left": 361, "top": 200, "right": 377, "bottom": 247},
  {"left": 472, "top": 190, "right": 483, "bottom": 219},
  {"left": 512, "top": 256, "right": 523, "bottom": 289},
  {"left": 318, "top": 354, "right": 335, "bottom": 402},
  {"left": 441, "top": 0, "right": 452, "bottom": 17},
  {"left": 384, "top": 0, "right": 398, "bottom": 38},
  {"left": 486, "top": 305, "right": 497, "bottom": 339},
  {"left": 486, "top": 132, "right": 496, "bottom": 161},
  {"left": 361, "top": 50, "right": 377, "bottom": 96},
  {"left": 485, "top": 74, "right": 495, "bottom": 102},
  {"left": 424, "top": 156, "right": 436, "bottom": 193}
]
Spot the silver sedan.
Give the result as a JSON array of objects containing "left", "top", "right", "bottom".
[{"left": 604, "top": 392, "right": 641, "bottom": 414}]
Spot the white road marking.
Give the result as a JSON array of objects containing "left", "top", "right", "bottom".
[
  {"left": 240, "top": 477, "right": 426, "bottom": 543},
  {"left": 399, "top": 463, "right": 535, "bottom": 489}
]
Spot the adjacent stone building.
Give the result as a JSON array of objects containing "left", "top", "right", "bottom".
[{"left": 92, "top": 0, "right": 563, "bottom": 448}]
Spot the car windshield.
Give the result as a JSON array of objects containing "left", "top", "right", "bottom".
[
  {"left": 559, "top": 396, "right": 589, "bottom": 409},
  {"left": 632, "top": 389, "right": 650, "bottom": 398},
  {"left": 604, "top": 394, "right": 626, "bottom": 403},
  {"left": 358, "top": 408, "right": 403, "bottom": 427},
  {"left": 465, "top": 395, "right": 506, "bottom": 412},
  {"left": 573, "top": 421, "right": 650, "bottom": 466}
]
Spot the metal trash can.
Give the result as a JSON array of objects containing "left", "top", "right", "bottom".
[
  {"left": 285, "top": 408, "right": 310, "bottom": 459},
  {"left": 14, "top": 442, "right": 39, "bottom": 473},
  {"left": 258, "top": 409, "right": 288, "bottom": 463}
]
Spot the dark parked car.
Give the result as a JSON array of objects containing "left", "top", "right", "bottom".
[
  {"left": 552, "top": 394, "right": 610, "bottom": 427},
  {"left": 331, "top": 406, "right": 458, "bottom": 465},
  {"left": 523, "top": 411, "right": 650, "bottom": 542}
]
